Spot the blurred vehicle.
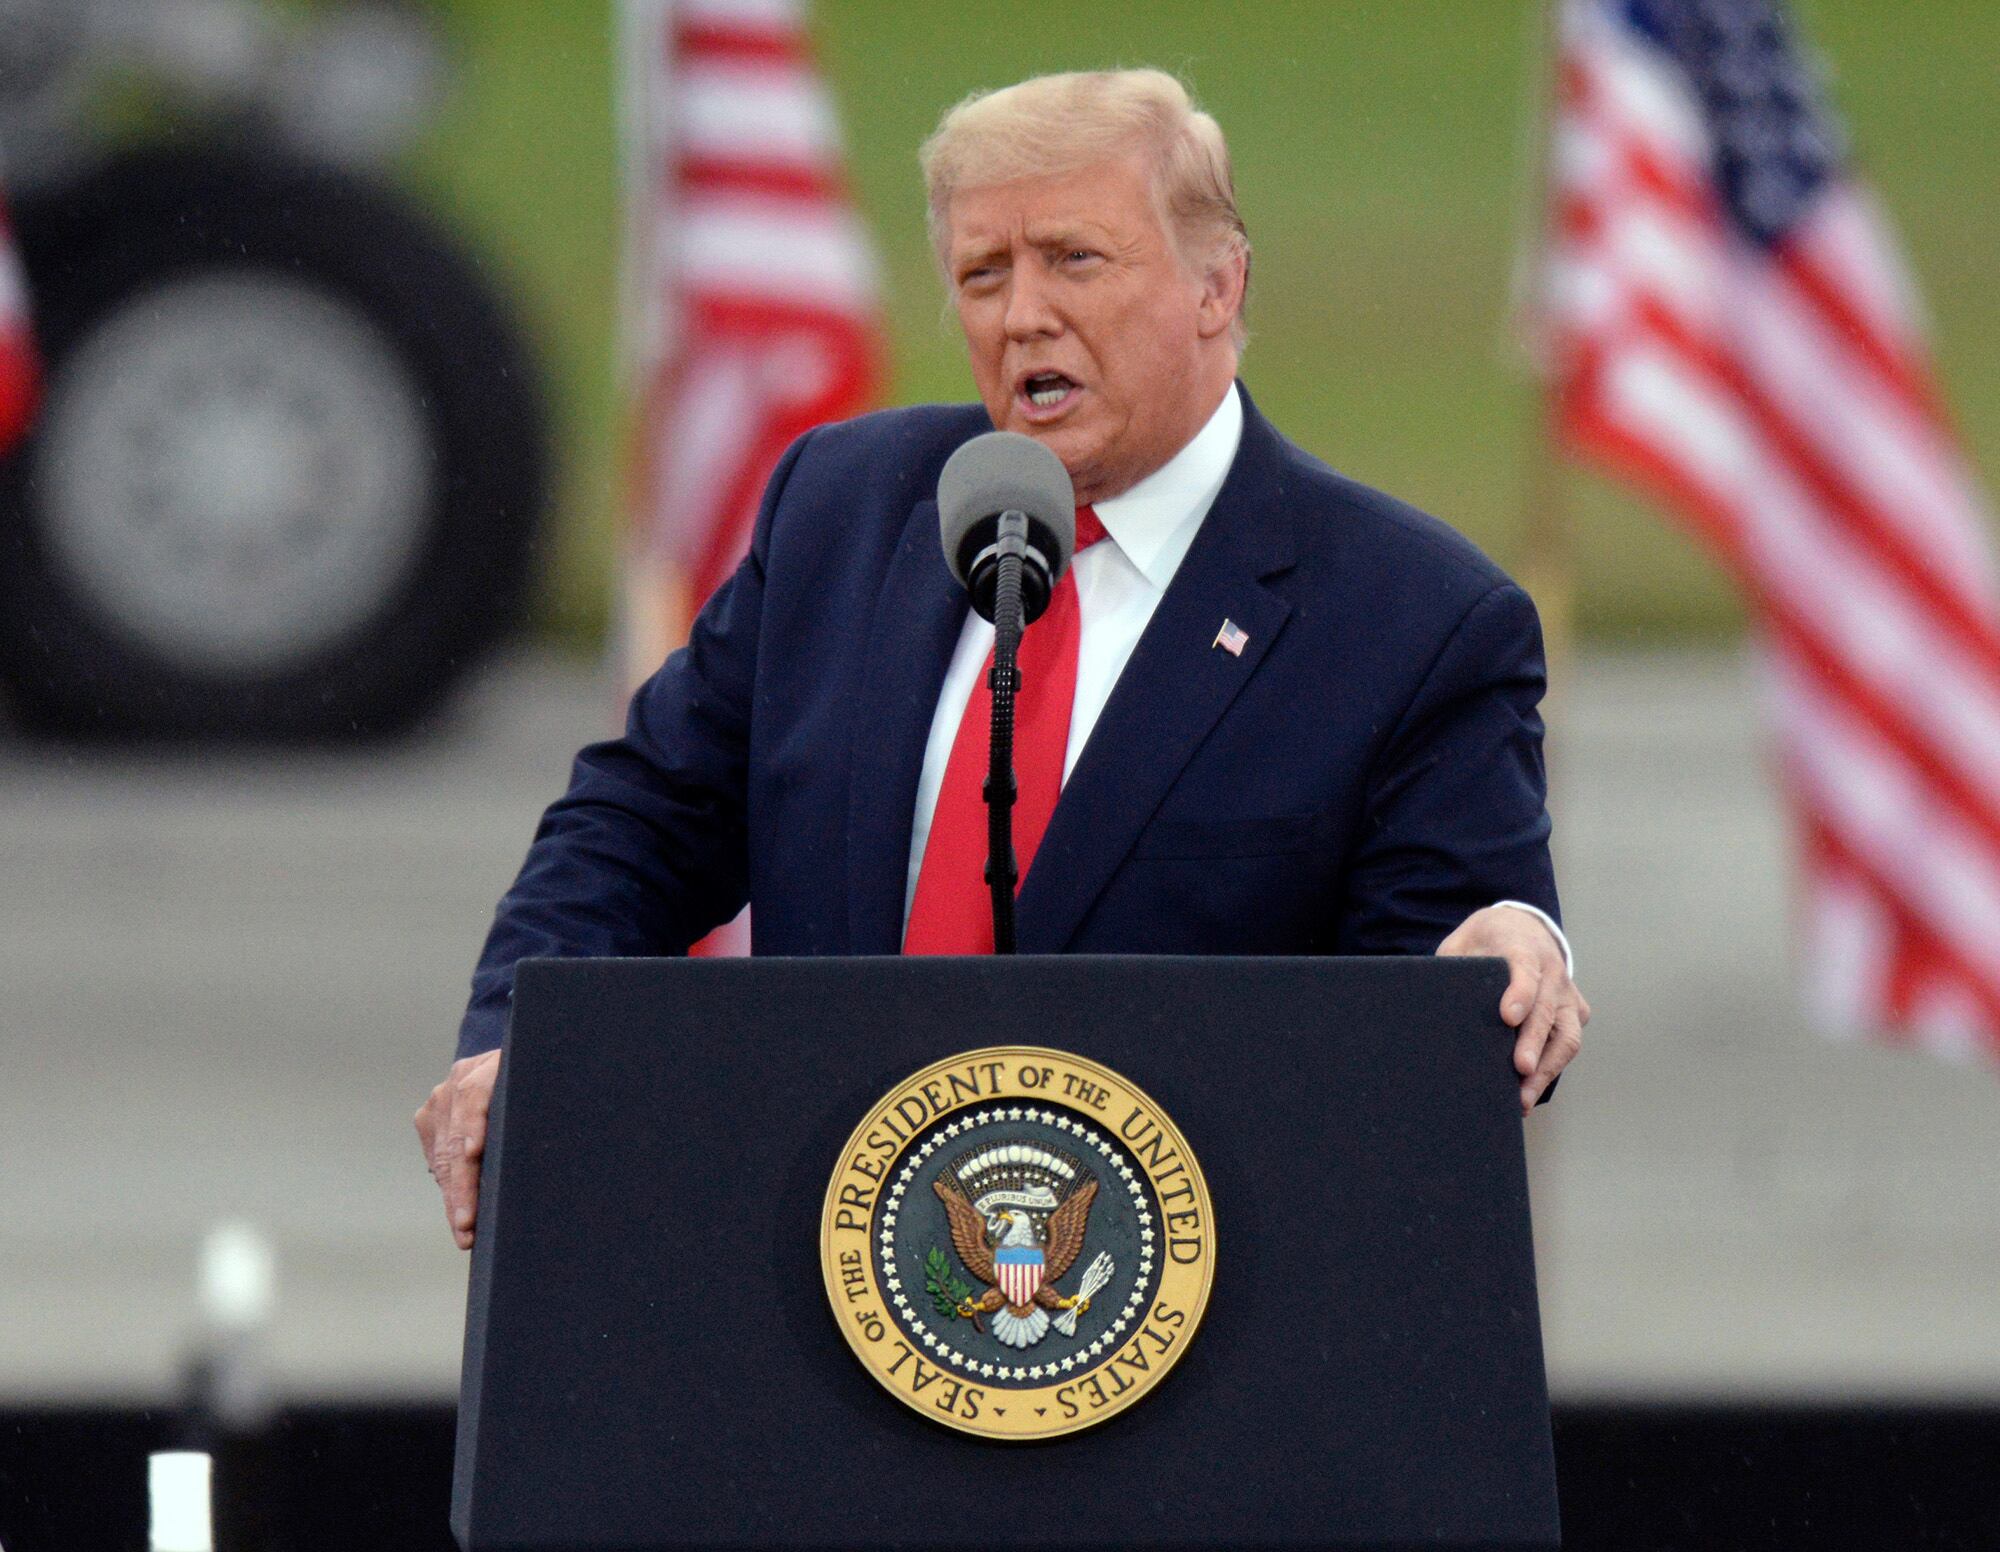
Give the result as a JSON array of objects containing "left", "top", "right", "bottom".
[{"left": 0, "top": 0, "right": 547, "bottom": 737}]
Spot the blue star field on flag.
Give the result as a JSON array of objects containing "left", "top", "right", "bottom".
[{"left": 1621, "top": 0, "right": 1844, "bottom": 245}]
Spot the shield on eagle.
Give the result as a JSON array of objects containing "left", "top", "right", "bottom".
[{"left": 995, "top": 1243, "right": 1044, "bottom": 1307}]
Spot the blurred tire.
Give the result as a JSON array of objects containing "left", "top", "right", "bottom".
[{"left": 0, "top": 146, "right": 547, "bottom": 738}]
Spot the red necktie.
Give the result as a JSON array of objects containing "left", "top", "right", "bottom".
[{"left": 904, "top": 506, "right": 1108, "bottom": 954}]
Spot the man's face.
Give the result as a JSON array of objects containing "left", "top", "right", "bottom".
[{"left": 944, "top": 150, "right": 1238, "bottom": 505}]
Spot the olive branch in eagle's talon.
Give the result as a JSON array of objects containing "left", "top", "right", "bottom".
[{"left": 924, "top": 1246, "right": 983, "bottom": 1332}]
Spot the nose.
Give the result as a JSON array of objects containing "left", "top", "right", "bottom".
[{"left": 1003, "top": 264, "right": 1062, "bottom": 342}]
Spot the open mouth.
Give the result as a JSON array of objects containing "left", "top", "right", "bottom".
[{"left": 1017, "top": 371, "right": 1079, "bottom": 415}]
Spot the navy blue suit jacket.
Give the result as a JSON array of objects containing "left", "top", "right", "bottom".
[{"left": 458, "top": 387, "right": 1559, "bottom": 1058}]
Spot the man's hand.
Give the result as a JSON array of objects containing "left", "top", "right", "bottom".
[
  {"left": 1436, "top": 906, "right": 1589, "bottom": 1114},
  {"left": 415, "top": 1049, "right": 501, "bottom": 1250}
]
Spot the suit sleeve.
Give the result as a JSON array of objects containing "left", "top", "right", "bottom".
[
  {"left": 452, "top": 431, "right": 815, "bottom": 1058},
  {"left": 1334, "top": 581, "right": 1560, "bottom": 956}
]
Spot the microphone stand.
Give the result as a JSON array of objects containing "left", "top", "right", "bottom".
[{"left": 984, "top": 510, "right": 1030, "bottom": 954}]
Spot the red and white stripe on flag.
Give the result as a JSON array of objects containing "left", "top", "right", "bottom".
[
  {"left": 619, "top": 0, "right": 886, "bottom": 955},
  {"left": 1539, "top": 0, "right": 2000, "bottom": 1058},
  {"left": 621, "top": 0, "right": 883, "bottom": 671},
  {"left": 0, "top": 193, "right": 39, "bottom": 452}
]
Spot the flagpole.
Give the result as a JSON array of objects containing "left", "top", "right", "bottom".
[
  {"left": 1520, "top": 414, "right": 1574, "bottom": 698},
  {"left": 614, "top": 0, "right": 696, "bottom": 703},
  {"left": 1509, "top": 0, "right": 1576, "bottom": 705},
  {"left": 1505, "top": 0, "right": 1571, "bottom": 1373}
]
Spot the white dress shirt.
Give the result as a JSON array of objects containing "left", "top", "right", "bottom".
[{"left": 900, "top": 383, "right": 1571, "bottom": 972}]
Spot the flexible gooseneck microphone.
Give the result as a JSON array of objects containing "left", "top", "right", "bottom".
[
  {"left": 938, "top": 432, "right": 1077, "bottom": 624},
  {"left": 936, "top": 432, "right": 1078, "bottom": 953}
]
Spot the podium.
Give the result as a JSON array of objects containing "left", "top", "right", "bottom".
[{"left": 453, "top": 956, "right": 1558, "bottom": 1550}]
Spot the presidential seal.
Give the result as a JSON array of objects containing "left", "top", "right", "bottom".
[{"left": 819, "top": 1046, "right": 1214, "bottom": 1440}]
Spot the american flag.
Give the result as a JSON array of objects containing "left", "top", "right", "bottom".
[
  {"left": 1541, "top": 0, "right": 2000, "bottom": 1058},
  {"left": 619, "top": 0, "right": 886, "bottom": 954},
  {"left": 619, "top": 0, "right": 885, "bottom": 686}
]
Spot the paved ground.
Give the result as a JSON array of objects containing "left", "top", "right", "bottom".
[
  {"left": 2, "top": 650, "right": 1996, "bottom": 1404},
  {"left": 1542, "top": 655, "right": 2000, "bottom": 1401}
]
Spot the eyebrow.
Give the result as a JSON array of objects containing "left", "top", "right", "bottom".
[
  {"left": 1023, "top": 221, "right": 1112, "bottom": 250},
  {"left": 948, "top": 247, "right": 1007, "bottom": 283},
  {"left": 950, "top": 223, "right": 1112, "bottom": 268}
]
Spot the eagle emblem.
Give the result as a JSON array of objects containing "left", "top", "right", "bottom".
[{"left": 931, "top": 1142, "right": 1115, "bottom": 1349}]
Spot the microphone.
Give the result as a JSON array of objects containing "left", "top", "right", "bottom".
[
  {"left": 934, "top": 430, "right": 1077, "bottom": 955},
  {"left": 937, "top": 431, "right": 1076, "bottom": 624}
]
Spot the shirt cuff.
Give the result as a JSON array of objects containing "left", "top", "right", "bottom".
[{"left": 1491, "top": 900, "right": 1574, "bottom": 978}]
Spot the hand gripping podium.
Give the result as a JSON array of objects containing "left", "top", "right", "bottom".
[{"left": 453, "top": 956, "right": 1558, "bottom": 1551}]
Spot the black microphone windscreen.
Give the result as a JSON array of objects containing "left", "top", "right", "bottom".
[{"left": 937, "top": 431, "right": 1076, "bottom": 589}]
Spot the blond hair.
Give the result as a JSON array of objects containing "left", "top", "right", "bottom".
[{"left": 920, "top": 69, "right": 1251, "bottom": 347}]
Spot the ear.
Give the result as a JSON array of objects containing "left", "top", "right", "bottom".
[{"left": 1194, "top": 247, "right": 1248, "bottom": 342}]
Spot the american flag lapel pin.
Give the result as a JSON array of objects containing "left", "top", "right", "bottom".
[{"left": 1213, "top": 618, "right": 1249, "bottom": 657}]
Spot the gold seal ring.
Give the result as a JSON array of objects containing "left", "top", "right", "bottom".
[{"left": 820, "top": 1045, "right": 1214, "bottom": 1440}]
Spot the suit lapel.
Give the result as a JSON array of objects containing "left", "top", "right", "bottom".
[
  {"left": 1016, "top": 392, "right": 1299, "bottom": 953},
  {"left": 845, "top": 498, "right": 969, "bottom": 953}
]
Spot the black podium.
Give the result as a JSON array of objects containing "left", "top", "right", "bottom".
[{"left": 453, "top": 956, "right": 1558, "bottom": 1551}]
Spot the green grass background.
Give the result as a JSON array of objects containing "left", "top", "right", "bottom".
[{"left": 403, "top": 1, "right": 2000, "bottom": 648}]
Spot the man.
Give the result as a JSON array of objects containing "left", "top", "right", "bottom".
[{"left": 418, "top": 69, "right": 1588, "bottom": 1248}]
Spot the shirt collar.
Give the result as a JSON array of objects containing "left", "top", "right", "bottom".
[{"left": 1089, "top": 382, "right": 1244, "bottom": 590}]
